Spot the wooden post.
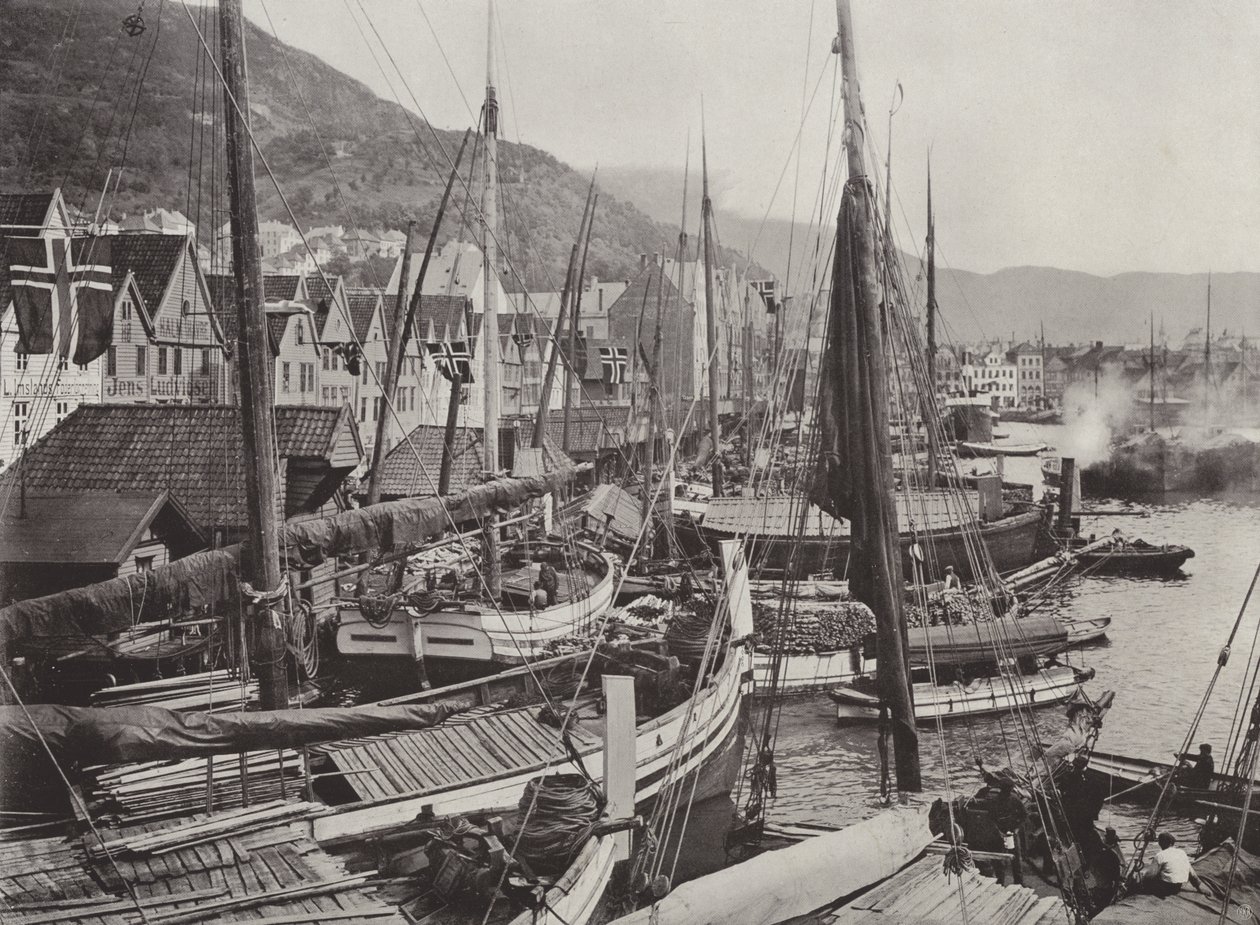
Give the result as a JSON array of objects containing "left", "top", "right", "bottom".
[
  {"left": 602, "top": 674, "right": 637, "bottom": 862},
  {"left": 700, "top": 135, "right": 724, "bottom": 497},
  {"left": 833, "top": 0, "right": 920, "bottom": 791},
  {"left": 481, "top": 0, "right": 502, "bottom": 600},
  {"left": 1057, "top": 457, "right": 1076, "bottom": 536},
  {"left": 219, "top": 0, "right": 288, "bottom": 712},
  {"left": 564, "top": 195, "right": 598, "bottom": 453},
  {"left": 365, "top": 221, "right": 416, "bottom": 507}
]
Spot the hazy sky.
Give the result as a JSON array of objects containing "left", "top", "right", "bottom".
[{"left": 247, "top": 1, "right": 1260, "bottom": 278}]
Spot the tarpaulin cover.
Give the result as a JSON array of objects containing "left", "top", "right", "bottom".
[
  {"left": 0, "top": 702, "right": 452, "bottom": 771},
  {"left": 0, "top": 547, "right": 242, "bottom": 652},
  {"left": 904, "top": 615, "right": 1067, "bottom": 667},
  {"left": 1093, "top": 843, "right": 1260, "bottom": 924},
  {"left": 0, "top": 469, "right": 574, "bottom": 650}
]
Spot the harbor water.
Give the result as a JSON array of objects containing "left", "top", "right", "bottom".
[{"left": 762, "top": 423, "right": 1260, "bottom": 844}]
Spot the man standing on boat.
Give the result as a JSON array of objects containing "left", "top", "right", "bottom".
[{"left": 538, "top": 560, "right": 560, "bottom": 607}]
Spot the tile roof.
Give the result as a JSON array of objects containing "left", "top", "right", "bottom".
[
  {"left": 109, "top": 233, "right": 188, "bottom": 311},
  {"left": 415, "top": 293, "right": 469, "bottom": 340},
  {"left": 345, "top": 286, "right": 383, "bottom": 340},
  {"left": 264, "top": 273, "right": 303, "bottom": 301},
  {"left": 304, "top": 272, "right": 340, "bottom": 303},
  {"left": 376, "top": 424, "right": 573, "bottom": 498},
  {"left": 0, "top": 192, "right": 54, "bottom": 230},
  {"left": 0, "top": 491, "right": 198, "bottom": 564},
  {"left": 0, "top": 404, "right": 361, "bottom": 530}
]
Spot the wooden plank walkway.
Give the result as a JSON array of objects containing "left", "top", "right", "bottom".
[
  {"left": 312, "top": 704, "right": 602, "bottom": 803},
  {"left": 824, "top": 855, "right": 1068, "bottom": 925},
  {"left": 0, "top": 803, "right": 404, "bottom": 924}
]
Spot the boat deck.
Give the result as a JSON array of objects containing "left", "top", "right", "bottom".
[
  {"left": 0, "top": 802, "right": 403, "bottom": 924},
  {"left": 823, "top": 854, "right": 1067, "bottom": 924},
  {"left": 312, "top": 702, "right": 603, "bottom": 803}
]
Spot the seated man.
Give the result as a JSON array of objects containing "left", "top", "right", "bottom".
[
  {"left": 1175, "top": 743, "right": 1214, "bottom": 791},
  {"left": 1139, "top": 832, "right": 1207, "bottom": 898}
]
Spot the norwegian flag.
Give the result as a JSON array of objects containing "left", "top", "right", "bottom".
[
  {"left": 511, "top": 313, "right": 535, "bottom": 352},
  {"left": 599, "top": 346, "right": 628, "bottom": 385},
  {"left": 7, "top": 235, "right": 114, "bottom": 363},
  {"left": 425, "top": 341, "right": 474, "bottom": 383}
]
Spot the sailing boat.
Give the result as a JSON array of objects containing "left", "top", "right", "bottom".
[{"left": 333, "top": 26, "right": 616, "bottom": 674}]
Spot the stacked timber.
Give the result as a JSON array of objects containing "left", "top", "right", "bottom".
[
  {"left": 85, "top": 750, "right": 305, "bottom": 823},
  {"left": 903, "top": 591, "right": 997, "bottom": 629},
  {"left": 752, "top": 600, "right": 876, "bottom": 654},
  {"left": 90, "top": 671, "right": 257, "bottom": 713}
]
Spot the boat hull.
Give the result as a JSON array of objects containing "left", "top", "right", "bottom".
[
  {"left": 830, "top": 665, "right": 1085, "bottom": 724},
  {"left": 1076, "top": 545, "right": 1194, "bottom": 575},
  {"left": 752, "top": 648, "right": 871, "bottom": 695},
  {"left": 691, "top": 508, "right": 1044, "bottom": 582},
  {"left": 335, "top": 552, "right": 618, "bottom": 666},
  {"left": 957, "top": 441, "right": 1047, "bottom": 458}
]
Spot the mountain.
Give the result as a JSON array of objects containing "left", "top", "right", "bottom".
[
  {"left": 601, "top": 168, "right": 1260, "bottom": 347},
  {"left": 0, "top": 0, "right": 755, "bottom": 291}
]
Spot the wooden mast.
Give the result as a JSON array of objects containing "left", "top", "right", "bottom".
[
  {"left": 640, "top": 244, "right": 668, "bottom": 539},
  {"left": 563, "top": 195, "right": 598, "bottom": 453},
  {"left": 533, "top": 176, "right": 595, "bottom": 449},
  {"left": 364, "top": 221, "right": 416, "bottom": 508},
  {"left": 833, "top": 0, "right": 921, "bottom": 791},
  {"left": 480, "top": 0, "right": 502, "bottom": 600},
  {"left": 218, "top": 0, "right": 287, "bottom": 711},
  {"left": 1205, "top": 271, "right": 1213, "bottom": 410},
  {"left": 1149, "top": 311, "right": 1156, "bottom": 431},
  {"left": 700, "top": 131, "right": 723, "bottom": 497},
  {"left": 924, "top": 157, "right": 938, "bottom": 484}
]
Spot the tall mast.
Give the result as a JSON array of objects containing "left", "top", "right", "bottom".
[
  {"left": 700, "top": 129, "right": 723, "bottom": 497},
  {"left": 564, "top": 195, "right": 598, "bottom": 453},
  {"left": 641, "top": 245, "right": 667, "bottom": 543},
  {"left": 1148, "top": 310, "right": 1156, "bottom": 431},
  {"left": 1205, "top": 271, "right": 1213, "bottom": 410},
  {"left": 924, "top": 157, "right": 938, "bottom": 483},
  {"left": 832, "top": 0, "right": 920, "bottom": 791},
  {"left": 533, "top": 175, "right": 595, "bottom": 448},
  {"left": 480, "top": 0, "right": 501, "bottom": 599},
  {"left": 218, "top": 0, "right": 287, "bottom": 711},
  {"left": 365, "top": 220, "right": 416, "bottom": 507}
]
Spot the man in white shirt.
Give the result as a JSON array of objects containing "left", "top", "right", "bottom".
[{"left": 1142, "top": 832, "right": 1206, "bottom": 898}]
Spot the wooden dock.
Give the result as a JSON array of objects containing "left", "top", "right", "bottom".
[{"left": 823, "top": 855, "right": 1068, "bottom": 924}]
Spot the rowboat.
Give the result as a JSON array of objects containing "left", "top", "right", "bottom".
[
  {"left": 1083, "top": 749, "right": 1229, "bottom": 806},
  {"left": 830, "top": 663, "right": 1091, "bottom": 724},
  {"left": 957, "top": 440, "right": 1048, "bottom": 458},
  {"left": 1074, "top": 539, "right": 1195, "bottom": 575}
]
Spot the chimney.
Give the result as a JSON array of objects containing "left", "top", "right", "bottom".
[
  {"left": 653, "top": 252, "right": 661, "bottom": 266},
  {"left": 1095, "top": 340, "right": 1103, "bottom": 349},
  {"left": 639, "top": 254, "right": 648, "bottom": 269}
]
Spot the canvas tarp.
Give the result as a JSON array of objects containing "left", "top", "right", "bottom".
[
  {"left": 1092, "top": 843, "right": 1260, "bottom": 925},
  {"left": 0, "top": 702, "right": 452, "bottom": 771},
  {"left": 0, "top": 469, "right": 575, "bottom": 651}
]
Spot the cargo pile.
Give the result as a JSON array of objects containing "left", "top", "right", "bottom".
[
  {"left": 904, "top": 591, "right": 997, "bottom": 629},
  {"left": 752, "top": 600, "right": 876, "bottom": 654}
]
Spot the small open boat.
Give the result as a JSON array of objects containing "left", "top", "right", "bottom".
[
  {"left": 1075, "top": 538, "right": 1194, "bottom": 575},
  {"left": 830, "top": 662, "right": 1091, "bottom": 724},
  {"left": 957, "top": 440, "right": 1048, "bottom": 458},
  {"left": 1083, "top": 749, "right": 1231, "bottom": 807}
]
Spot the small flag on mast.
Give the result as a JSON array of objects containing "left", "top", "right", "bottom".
[
  {"left": 7, "top": 235, "right": 114, "bottom": 363},
  {"left": 425, "top": 341, "right": 474, "bottom": 383}
]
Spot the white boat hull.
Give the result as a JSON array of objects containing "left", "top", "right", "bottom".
[
  {"left": 831, "top": 665, "right": 1085, "bottom": 724},
  {"left": 752, "top": 648, "right": 872, "bottom": 695},
  {"left": 335, "top": 552, "right": 618, "bottom": 665}
]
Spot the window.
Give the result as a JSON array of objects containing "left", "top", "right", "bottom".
[
  {"left": 372, "top": 396, "right": 380, "bottom": 421},
  {"left": 15, "top": 351, "right": 28, "bottom": 372},
  {"left": 361, "top": 365, "right": 367, "bottom": 385},
  {"left": 55, "top": 400, "right": 69, "bottom": 423},
  {"left": 282, "top": 362, "right": 291, "bottom": 392},
  {"left": 322, "top": 347, "right": 330, "bottom": 371},
  {"left": 121, "top": 300, "right": 132, "bottom": 321},
  {"left": 301, "top": 362, "right": 314, "bottom": 392},
  {"left": 158, "top": 347, "right": 167, "bottom": 375},
  {"left": 375, "top": 361, "right": 385, "bottom": 382},
  {"left": 56, "top": 355, "right": 68, "bottom": 371},
  {"left": 173, "top": 348, "right": 182, "bottom": 375},
  {"left": 135, "top": 346, "right": 146, "bottom": 375},
  {"left": 340, "top": 386, "right": 350, "bottom": 405},
  {"left": 182, "top": 299, "right": 191, "bottom": 316},
  {"left": 410, "top": 387, "right": 416, "bottom": 410},
  {"left": 77, "top": 361, "right": 88, "bottom": 372},
  {"left": 359, "top": 397, "right": 367, "bottom": 421},
  {"left": 106, "top": 347, "right": 117, "bottom": 377},
  {"left": 200, "top": 349, "right": 211, "bottom": 375},
  {"left": 135, "top": 555, "right": 155, "bottom": 573},
  {"left": 13, "top": 402, "right": 29, "bottom": 445},
  {"left": 332, "top": 351, "right": 339, "bottom": 371},
  {"left": 296, "top": 324, "right": 304, "bottom": 345}
]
